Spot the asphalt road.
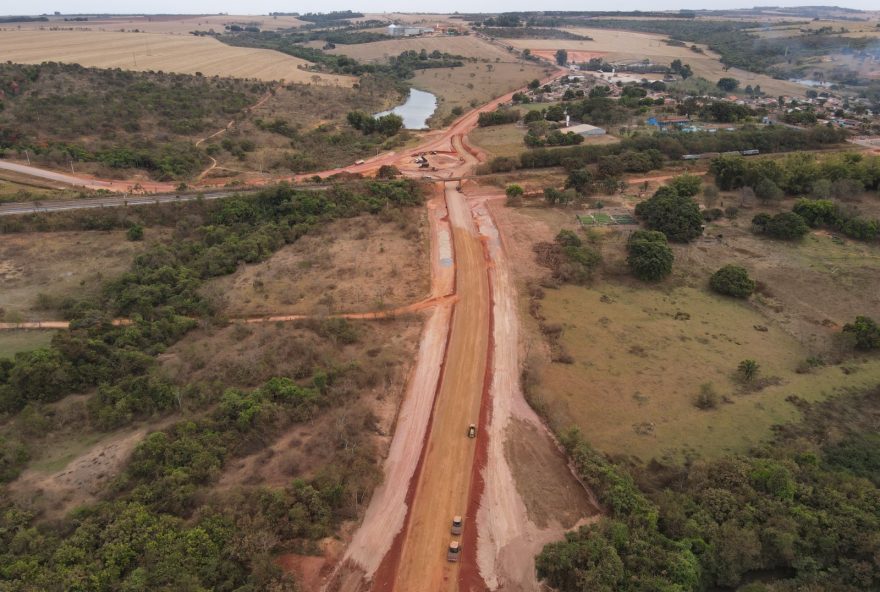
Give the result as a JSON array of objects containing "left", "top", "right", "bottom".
[{"left": 0, "top": 190, "right": 248, "bottom": 217}]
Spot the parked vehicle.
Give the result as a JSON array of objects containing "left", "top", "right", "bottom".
[{"left": 467, "top": 424, "right": 476, "bottom": 438}]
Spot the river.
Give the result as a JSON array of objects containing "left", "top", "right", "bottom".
[{"left": 375, "top": 88, "right": 437, "bottom": 130}]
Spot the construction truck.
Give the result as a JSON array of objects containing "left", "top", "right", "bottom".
[{"left": 447, "top": 541, "right": 461, "bottom": 562}]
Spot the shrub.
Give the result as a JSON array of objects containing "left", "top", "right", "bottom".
[
  {"left": 126, "top": 223, "right": 144, "bottom": 241},
  {"left": 843, "top": 316, "right": 880, "bottom": 351},
  {"left": 738, "top": 359, "right": 760, "bottom": 381},
  {"left": 762, "top": 212, "right": 809, "bottom": 240},
  {"left": 754, "top": 178, "right": 783, "bottom": 202},
  {"left": 710, "top": 265, "right": 755, "bottom": 298},
  {"left": 376, "top": 165, "right": 400, "bottom": 179},
  {"left": 667, "top": 174, "right": 702, "bottom": 198},
  {"left": 694, "top": 383, "right": 719, "bottom": 410},
  {"left": 634, "top": 186, "right": 703, "bottom": 242},
  {"left": 626, "top": 231, "right": 673, "bottom": 281}
]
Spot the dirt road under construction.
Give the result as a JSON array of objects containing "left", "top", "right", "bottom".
[{"left": 1, "top": 68, "right": 599, "bottom": 591}]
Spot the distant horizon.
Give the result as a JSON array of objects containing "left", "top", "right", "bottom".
[{"left": 5, "top": 2, "right": 879, "bottom": 19}]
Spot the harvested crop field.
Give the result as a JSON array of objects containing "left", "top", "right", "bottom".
[
  {"left": 0, "top": 30, "right": 355, "bottom": 85},
  {"left": 0, "top": 14, "right": 308, "bottom": 34}
]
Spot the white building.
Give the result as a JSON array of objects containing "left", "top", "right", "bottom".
[{"left": 561, "top": 123, "right": 606, "bottom": 137}]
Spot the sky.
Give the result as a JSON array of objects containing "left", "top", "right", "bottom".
[{"left": 13, "top": 1, "right": 880, "bottom": 16}]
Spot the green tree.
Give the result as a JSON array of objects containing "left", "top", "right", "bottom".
[
  {"left": 626, "top": 230, "right": 674, "bottom": 281},
  {"left": 667, "top": 174, "right": 702, "bottom": 197},
  {"left": 634, "top": 186, "right": 703, "bottom": 242},
  {"left": 565, "top": 168, "right": 594, "bottom": 195},
  {"left": 761, "top": 212, "right": 809, "bottom": 240},
  {"left": 843, "top": 316, "right": 880, "bottom": 351},
  {"left": 710, "top": 265, "right": 755, "bottom": 298},
  {"left": 717, "top": 77, "right": 740, "bottom": 92},
  {"left": 505, "top": 184, "right": 524, "bottom": 206},
  {"left": 555, "top": 49, "right": 568, "bottom": 66},
  {"left": 754, "top": 177, "right": 784, "bottom": 202}
]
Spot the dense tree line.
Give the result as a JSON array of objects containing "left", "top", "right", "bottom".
[
  {"left": 477, "top": 108, "right": 521, "bottom": 127},
  {"left": 538, "top": 387, "right": 880, "bottom": 591},
  {"left": 710, "top": 152, "right": 880, "bottom": 207},
  {"left": 493, "top": 126, "right": 847, "bottom": 174}
]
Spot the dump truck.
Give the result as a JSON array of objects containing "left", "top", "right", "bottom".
[
  {"left": 467, "top": 424, "right": 477, "bottom": 438},
  {"left": 451, "top": 516, "right": 463, "bottom": 536},
  {"left": 447, "top": 541, "right": 461, "bottom": 562}
]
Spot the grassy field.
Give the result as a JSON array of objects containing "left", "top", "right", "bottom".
[
  {"left": 532, "top": 283, "right": 880, "bottom": 462},
  {"left": 468, "top": 124, "right": 528, "bottom": 158},
  {"left": 0, "top": 330, "right": 55, "bottom": 358},
  {"left": 414, "top": 60, "right": 549, "bottom": 125},
  {"left": 505, "top": 188, "right": 880, "bottom": 463},
  {"left": 0, "top": 229, "right": 165, "bottom": 322},
  {"left": 201, "top": 210, "right": 429, "bottom": 317},
  {"left": 0, "top": 30, "right": 354, "bottom": 85},
  {"left": 505, "top": 28, "right": 809, "bottom": 97}
]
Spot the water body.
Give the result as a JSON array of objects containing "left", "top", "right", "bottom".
[{"left": 376, "top": 89, "right": 437, "bottom": 130}]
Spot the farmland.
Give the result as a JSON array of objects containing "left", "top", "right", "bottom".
[
  {"left": 503, "top": 27, "right": 809, "bottom": 97},
  {"left": 0, "top": 30, "right": 355, "bottom": 85}
]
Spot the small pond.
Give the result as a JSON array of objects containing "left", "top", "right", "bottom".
[{"left": 375, "top": 89, "right": 437, "bottom": 130}]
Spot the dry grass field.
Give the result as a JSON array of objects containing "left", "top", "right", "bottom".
[
  {"left": 201, "top": 210, "right": 429, "bottom": 317},
  {"left": 0, "top": 14, "right": 308, "bottom": 34},
  {"left": 468, "top": 124, "right": 529, "bottom": 159},
  {"left": 0, "top": 230, "right": 166, "bottom": 322},
  {"left": 533, "top": 283, "right": 880, "bottom": 462},
  {"left": 0, "top": 30, "right": 355, "bottom": 85},
  {"left": 505, "top": 28, "right": 809, "bottom": 97},
  {"left": 414, "top": 60, "right": 549, "bottom": 124}
]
